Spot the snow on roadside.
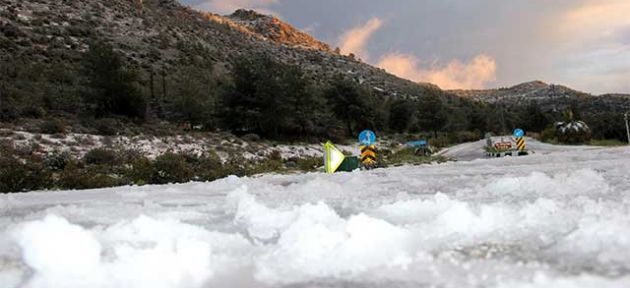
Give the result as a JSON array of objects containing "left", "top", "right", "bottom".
[
  {"left": 1, "top": 145, "right": 630, "bottom": 287},
  {"left": 0, "top": 129, "right": 358, "bottom": 161}
]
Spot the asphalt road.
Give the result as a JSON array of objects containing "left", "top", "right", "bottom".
[{"left": 438, "top": 136, "right": 604, "bottom": 161}]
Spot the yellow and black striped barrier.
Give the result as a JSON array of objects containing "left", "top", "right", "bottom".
[
  {"left": 360, "top": 145, "right": 377, "bottom": 167},
  {"left": 516, "top": 137, "right": 526, "bottom": 151}
]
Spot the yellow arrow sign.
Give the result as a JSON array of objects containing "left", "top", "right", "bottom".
[{"left": 324, "top": 141, "right": 346, "bottom": 174}]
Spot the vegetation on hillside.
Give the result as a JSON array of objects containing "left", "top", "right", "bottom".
[{"left": 2, "top": 39, "right": 626, "bottom": 144}]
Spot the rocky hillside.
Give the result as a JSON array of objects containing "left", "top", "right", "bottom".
[
  {"left": 0, "top": 0, "right": 433, "bottom": 99},
  {"left": 227, "top": 9, "right": 332, "bottom": 52},
  {"left": 449, "top": 81, "right": 630, "bottom": 113}
]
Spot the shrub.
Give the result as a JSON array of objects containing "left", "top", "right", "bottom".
[
  {"left": 556, "top": 121, "right": 592, "bottom": 144},
  {"left": 267, "top": 150, "right": 282, "bottom": 161},
  {"left": 295, "top": 156, "right": 323, "bottom": 172},
  {"left": 123, "top": 156, "right": 153, "bottom": 185},
  {"left": 193, "top": 153, "right": 225, "bottom": 182},
  {"left": 84, "top": 148, "right": 118, "bottom": 166},
  {"left": 58, "top": 161, "right": 121, "bottom": 190},
  {"left": 0, "top": 155, "right": 51, "bottom": 193},
  {"left": 21, "top": 106, "right": 46, "bottom": 118},
  {"left": 429, "top": 135, "right": 450, "bottom": 149},
  {"left": 450, "top": 131, "right": 481, "bottom": 143},
  {"left": 250, "top": 158, "right": 284, "bottom": 175},
  {"left": 539, "top": 126, "right": 557, "bottom": 143},
  {"left": 151, "top": 153, "right": 194, "bottom": 184},
  {"left": 39, "top": 118, "right": 66, "bottom": 134},
  {"left": 242, "top": 133, "right": 260, "bottom": 142},
  {"left": 43, "top": 151, "right": 72, "bottom": 171},
  {"left": 94, "top": 118, "right": 120, "bottom": 136}
]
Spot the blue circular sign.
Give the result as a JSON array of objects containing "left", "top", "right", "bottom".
[
  {"left": 513, "top": 128, "right": 525, "bottom": 137},
  {"left": 359, "top": 130, "right": 377, "bottom": 145}
]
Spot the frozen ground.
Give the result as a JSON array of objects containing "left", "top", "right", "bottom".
[
  {"left": 0, "top": 129, "right": 356, "bottom": 161},
  {"left": 439, "top": 137, "right": 603, "bottom": 161},
  {"left": 1, "top": 141, "right": 630, "bottom": 288}
]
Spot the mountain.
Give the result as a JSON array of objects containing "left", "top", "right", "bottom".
[
  {"left": 449, "top": 81, "right": 630, "bottom": 113},
  {"left": 0, "top": 0, "right": 435, "bottom": 99},
  {"left": 2, "top": 0, "right": 629, "bottom": 141},
  {"left": 226, "top": 9, "right": 332, "bottom": 52}
]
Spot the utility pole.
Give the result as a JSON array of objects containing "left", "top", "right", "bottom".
[{"left": 625, "top": 112, "right": 630, "bottom": 145}]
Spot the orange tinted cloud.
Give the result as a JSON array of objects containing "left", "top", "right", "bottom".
[
  {"left": 338, "top": 18, "right": 383, "bottom": 61},
  {"left": 558, "top": 0, "right": 630, "bottom": 48},
  {"left": 338, "top": 18, "right": 496, "bottom": 89},
  {"left": 563, "top": 0, "right": 630, "bottom": 34},
  {"left": 377, "top": 53, "right": 497, "bottom": 90}
]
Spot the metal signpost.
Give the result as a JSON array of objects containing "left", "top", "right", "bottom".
[
  {"left": 358, "top": 130, "right": 377, "bottom": 168},
  {"left": 513, "top": 128, "right": 526, "bottom": 151}
]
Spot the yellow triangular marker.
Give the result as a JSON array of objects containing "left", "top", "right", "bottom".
[{"left": 324, "top": 141, "right": 345, "bottom": 174}]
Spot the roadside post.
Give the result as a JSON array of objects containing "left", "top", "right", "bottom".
[
  {"left": 358, "top": 130, "right": 377, "bottom": 168},
  {"left": 625, "top": 112, "right": 630, "bottom": 145},
  {"left": 514, "top": 128, "right": 526, "bottom": 151}
]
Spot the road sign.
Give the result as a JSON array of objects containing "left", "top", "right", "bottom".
[
  {"left": 324, "top": 141, "right": 345, "bottom": 174},
  {"left": 359, "top": 130, "right": 376, "bottom": 146},
  {"left": 516, "top": 137, "right": 526, "bottom": 151},
  {"left": 513, "top": 128, "right": 525, "bottom": 138},
  {"left": 360, "top": 145, "right": 377, "bottom": 168},
  {"left": 407, "top": 140, "right": 428, "bottom": 148}
]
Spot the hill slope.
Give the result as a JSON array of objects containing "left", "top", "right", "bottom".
[
  {"left": 0, "top": 0, "right": 434, "bottom": 99},
  {"left": 449, "top": 81, "right": 630, "bottom": 113}
]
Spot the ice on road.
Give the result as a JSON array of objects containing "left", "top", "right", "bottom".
[
  {"left": 1, "top": 143, "right": 630, "bottom": 288},
  {"left": 439, "top": 137, "right": 603, "bottom": 161}
]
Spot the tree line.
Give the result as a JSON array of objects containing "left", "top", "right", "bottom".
[{"left": 0, "top": 40, "right": 624, "bottom": 142}]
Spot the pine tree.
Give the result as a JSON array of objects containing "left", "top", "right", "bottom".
[{"left": 83, "top": 41, "right": 146, "bottom": 119}]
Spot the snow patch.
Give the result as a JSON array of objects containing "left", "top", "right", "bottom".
[
  {"left": 10, "top": 215, "right": 227, "bottom": 288},
  {"left": 485, "top": 169, "right": 610, "bottom": 198},
  {"left": 253, "top": 204, "right": 412, "bottom": 283},
  {"left": 2, "top": 146, "right": 630, "bottom": 287},
  {"left": 12, "top": 215, "right": 102, "bottom": 275}
]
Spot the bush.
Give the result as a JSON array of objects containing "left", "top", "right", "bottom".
[
  {"left": 192, "top": 152, "right": 225, "bottom": 181},
  {"left": 84, "top": 148, "right": 118, "bottom": 166},
  {"left": 21, "top": 106, "right": 46, "bottom": 118},
  {"left": 94, "top": 118, "right": 121, "bottom": 136},
  {"left": 539, "top": 126, "right": 557, "bottom": 143},
  {"left": 382, "top": 147, "right": 440, "bottom": 166},
  {"left": 429, "top": 135, "right": 450, "bottom": 149},
  {"left": 43, "top": 151, "right": 72, "bottom": 171},
  {"left": 39, "top": 118, "right": 66, "bottom": 134},
  {"left": 450, "top": 131, "right": 481, "bottom": 143},
  {"left": 0, "top": 155, "right": 51, "bottom": 193},
  {"left": 123, "top": 156, "right": 153, "bottom": 185},
  {"left": 556, "top": 121, "right": 592, "bottom": 144},
  {"left": 152, "top": 153, "right": 194, "bottom": 184},
  {"left": 58, "top": 161, "right": 121, "bottom": 190},
  {"left": 250, "top": 158, "right": 284, "bottom": 175},
  {"left": 242, "top": 133, "right": 260, "bottom": 142},
  {"left": 295, "top": 156, "right": 323, "bottom": 172}
]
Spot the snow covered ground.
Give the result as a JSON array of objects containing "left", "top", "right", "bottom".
[
  {"left": 439, "top": 137, "right": 603, "bottom": 161},
  {"left": 1, "top": 142, "right": 630, "bottom": 288},
  {"left": 0, "top": 129, "right": 357, "bottom": 161}
]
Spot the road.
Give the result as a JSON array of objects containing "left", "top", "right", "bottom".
[{"left": 438, "top": 136, "right": 604, "bottom": 161}]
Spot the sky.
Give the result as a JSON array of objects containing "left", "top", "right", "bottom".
[{"left": 182, "top": 0, "right": 630, "bottom": 94}]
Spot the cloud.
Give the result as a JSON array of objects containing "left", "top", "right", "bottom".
[
  {"left": 336, "top": 17, "right": 496, "bottom": 89},
  {"left": 552, "top": 0, "right": 630, "bottom": 93},
  {"left": 376, "top": 53, "right": 497, "bottom": 90},
  {"left": 561, "top": 0, "right": 630, "bottom": 39},
  {"left": 338, "top": 18, "right": 383, "bottom": 61},
  {"left": 193, "top": 0, "right": 279, "bottom": 15}
]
